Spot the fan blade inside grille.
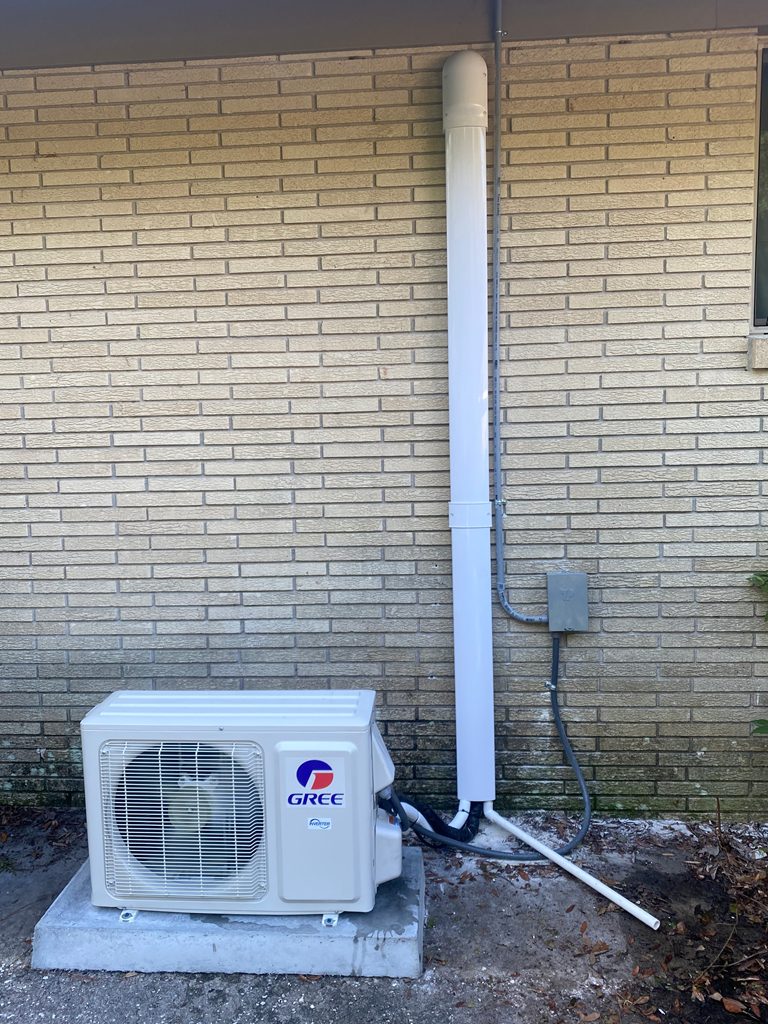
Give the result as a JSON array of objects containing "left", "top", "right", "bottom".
[{"left": 101, "top": 740, "right": 267, "bottom": 900}]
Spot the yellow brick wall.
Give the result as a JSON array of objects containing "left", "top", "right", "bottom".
[{"left": 0, "top": 30, "right": 764, "bottom": 815}]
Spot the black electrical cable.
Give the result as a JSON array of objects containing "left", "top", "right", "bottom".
[
  {"left": 393, "top": 796, "right": 483, "bottom": 845},
  {"left": 385, "top": 632, "right": 592, "bottom": 861}
]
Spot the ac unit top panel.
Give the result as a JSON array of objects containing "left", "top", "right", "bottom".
[{"left": 81, "top": 689, "right": 376, "bottom": 732}]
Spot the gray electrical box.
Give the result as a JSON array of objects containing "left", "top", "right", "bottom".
[{"left": 546, "top": 573, "right": 589, "bottom": 633}]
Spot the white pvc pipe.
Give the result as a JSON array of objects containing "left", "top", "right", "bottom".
[
  {"left": 399, "top": 801, "right": 432, "bottom": 831},
  {"left": 404, "top": 798, "right": 470, "bottom": 832},
  {"left": 448, "top": 798, "right": 472, "bottom": 829},
  {"left": 484, "top": 804, "right": 660, "bottom": 930},
  {"left": 443, "top": 50, "right": 496, "bottom": 804}
]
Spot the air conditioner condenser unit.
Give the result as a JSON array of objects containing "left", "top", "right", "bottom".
[{"left": 81, "top": 689, "right": 402, "bottom": 916}]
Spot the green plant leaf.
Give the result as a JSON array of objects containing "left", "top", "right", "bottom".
[{"left": 751, "top": 719, "right": 768, "bottom": 735}]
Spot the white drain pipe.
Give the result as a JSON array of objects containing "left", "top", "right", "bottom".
[
  {"left": 443, "top": 50, "right": 496, "bottom": 804},
  {"left": 484, "top": 805, "right": 661, "bottom": 930}
]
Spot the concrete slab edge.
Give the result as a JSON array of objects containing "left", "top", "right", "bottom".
[{"left": 32, "top": 848, "right": 424, "bottom": 979}]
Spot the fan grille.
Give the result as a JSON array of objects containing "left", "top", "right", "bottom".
[{"left": 100, "top": 740, "right": 267, "bottom": 901}]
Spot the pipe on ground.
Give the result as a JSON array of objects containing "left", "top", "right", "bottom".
[{"left": 484, "top": 805, "right": 661, "bottom": 930}]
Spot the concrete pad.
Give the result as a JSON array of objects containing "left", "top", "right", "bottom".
[{"left": 31, "top": 848, "right": 424, "bottom": 979}]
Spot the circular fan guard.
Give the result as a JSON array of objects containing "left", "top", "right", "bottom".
[{"left": 113, "top": 742, "right": 264, "bottom": 885}]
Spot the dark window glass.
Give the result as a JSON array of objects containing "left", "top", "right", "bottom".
[{"left": 755, "top": 50, "right": 768, "bottom": 325}]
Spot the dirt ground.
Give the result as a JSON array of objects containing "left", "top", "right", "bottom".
[{"left": 1, "top": 806, "right": 767, "bottom": 1024}]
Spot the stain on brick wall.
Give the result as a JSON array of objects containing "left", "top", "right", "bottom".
[{"left": 0, "top": 30, "right": 765, "bottom": 815}]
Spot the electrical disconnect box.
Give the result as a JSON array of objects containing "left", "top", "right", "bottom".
[{"left": 546, "top": 573, "right": 589, "bottom": 633}]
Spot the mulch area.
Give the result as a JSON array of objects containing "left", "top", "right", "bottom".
[
  {"left": 615, "top": 823, "right": 768, "bottom": 1023},
  {"left": 0, "top": 805, "right": 87, "bottom": 872},
  {"left": 546, "top": 814, "right": 768, "bottom": 1022}
]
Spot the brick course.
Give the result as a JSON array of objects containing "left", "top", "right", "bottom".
[{"left": 0, "top": 29, "right": 765, "bottom": 816}]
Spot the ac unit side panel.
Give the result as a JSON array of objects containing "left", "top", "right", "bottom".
[
  {"left": 275, "top": 740, "right": 373, "bottom": 908},
  {"left": 371, "top": 722, "right": 396, "bottom": 792},
  {"left": 82, "top": 729, "right": 109, "bottom": 908}
]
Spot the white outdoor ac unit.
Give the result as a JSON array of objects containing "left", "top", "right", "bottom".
[{"left": 81, "top": 690, "right": 402, "bottom": 915}]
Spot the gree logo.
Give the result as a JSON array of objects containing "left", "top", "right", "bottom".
[
  {"left": 287, "top": 759, "right": 345, "bottom": 807},
  {"left": 296, "top": 759, "right": 334, "bottom": 791}
]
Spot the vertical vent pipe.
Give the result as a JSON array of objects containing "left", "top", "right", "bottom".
[{"left": 442, "top": 51, "right": 496, "bottom": 803}]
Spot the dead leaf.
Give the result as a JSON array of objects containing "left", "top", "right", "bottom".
[
  {"left": 566, "top": 904, "right": 575, "bottom": 913},
  {"left": 580, "top": 921, "right": 588, "bottom": 934},
  {"left": 673, "top": 921, "right": 687, "bottom": 934},
  {"left": 578, "top": 1013, "right": 599, "bottom": 1023},
  {"left": 123, "top": 972, "right": 138, "bottom": 978},
  {"left": 519, "top": 869, "right": 530, "bottom": 882},
  {"left": 492, "top": 888, "right": 499, "bottom": 897},
  {"left": 722, "top": 998, "right": 746, "bottom": 1014},
  {"left": 298, "top": 974, "right": 322, "bottom": 982},
  {"left": 0, "top": 833, "right": 6, "bottom": 843}
]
